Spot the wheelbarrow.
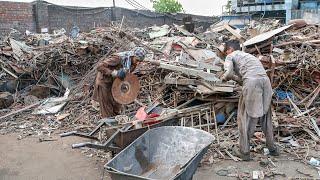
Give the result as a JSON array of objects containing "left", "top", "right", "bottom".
[
  {"left": 60, "top": 114, "right": 180, "bottom": 153},
  {"left": 105, "top": 126, "right": 215, "bottom": 180}
]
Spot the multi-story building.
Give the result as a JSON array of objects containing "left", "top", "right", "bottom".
[{"left": 230, "top": 0, "right": 320, "bottom": 23}]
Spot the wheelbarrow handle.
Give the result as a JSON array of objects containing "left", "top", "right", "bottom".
[
  {"left": 72, "top": 142, "right": 91, "bottom": 149},
  {"left": 60, "top": 131, "right": 77, "bottom": 137}
]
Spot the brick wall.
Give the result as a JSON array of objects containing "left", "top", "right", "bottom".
[
  {"left": 0, "top": 1, "right": 218, "bottom": 35},
  {"left": 0, "top": 1, "right": 35, "bottom": 36}
]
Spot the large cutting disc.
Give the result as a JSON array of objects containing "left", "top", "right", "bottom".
[{"left": 112, "top": 74, "right": 140, "bottom": 105}]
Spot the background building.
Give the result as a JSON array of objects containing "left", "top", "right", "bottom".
[{"left": 230, "top": 0, "right": 320, "bottom": 23}]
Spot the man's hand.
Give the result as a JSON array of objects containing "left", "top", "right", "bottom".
[
  {"left": 232, "top": 75, "right": 242, "bottom": 85},
  {"left": 111, "top": 70, "right": 118, "bottom": 77},
  {"left": 111, "top": 68, "right": 126, "bottom": 80},
  {"left": 221, "top": 74, "right": 227, "bottom": 81},
  {"left": 216, "top": 71, "right": 224, "bottom": 79},
  {"left": 217, "top": 72, "right": 227, "bottom": 81},
  {"left": 117, "top": 69, "right": 126, "bottom": 79}
]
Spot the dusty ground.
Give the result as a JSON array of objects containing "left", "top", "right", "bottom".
[
  {"left": 0, "top": 134, "right": 106, "bottom": 180},
  {"left": 0, "top": 134, "right": 319, "bottom": 180},
  {"left": 194, "top": 159, "right": 319, "bottom": 179}
]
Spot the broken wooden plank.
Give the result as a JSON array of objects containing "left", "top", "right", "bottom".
[
  {"left": 245, "top": 40, "right": 272, "bottom": 53},
  {"left": 300, "top": 87, "right": 318, "bottom": 103},
  {"left": 176, "top": 97, "right": 196, "bottom": 110},
  {"left": 224, "top": 149, "right": 241, "bottom": 162},
  {"left": 148, "top": 60, "right": 220, "bottom": 82},
  {"left": 164, "top": 76, "right": 197, "bottom": 85},
  {"left": 274, "top": 39, "right": 320, "bottom": 48},
  {"left": 306, "top": 85, "right": 320, "bottom": 108},
  {"left": 221, "top": 111, "right": 235, "bottom": 130},
  {"left": 209, "top": 25, "right": 226, "bottom": 33},
  {"left": 303, "top": 128, "right": 320, "bottom": 142},
  {"left": 211, "top": 86, "right": 234, "bottom": 93},
  {"left": 223, "top": 24, "right": 245, "bottom": 41},
  {"left": 293, "top": 107, "right": 316, "bottom": 118},
  {"left": 255, "top": 45, "right": 262, "bottom": 55},
  {"left": 1, "top": 66, "right": 18, "bottom": 79}
]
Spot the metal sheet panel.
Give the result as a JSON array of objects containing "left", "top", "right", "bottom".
[{"left": 243, "top": 24, "right": 292, "bottom": 47}]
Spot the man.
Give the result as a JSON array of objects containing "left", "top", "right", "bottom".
[
  {"left": 218, "top": 40, "right": 279, "bottom": 161},
  {"left": 93, "top": 47, "right": 146, "bottom": 118}
]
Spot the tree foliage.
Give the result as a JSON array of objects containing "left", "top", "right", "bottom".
[{"left": 152, "top": 0, "right": 183, "bottom": 13}]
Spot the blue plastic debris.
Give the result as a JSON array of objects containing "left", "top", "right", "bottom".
[
  {"left": 216, "top": 113, "right": 226, "bottom": 123},
  {"left": 70, "top": 26, "right": 80, "bottom": 39},
  {"left": 275, "top": 89, "right": 294, "bottom": 100}
]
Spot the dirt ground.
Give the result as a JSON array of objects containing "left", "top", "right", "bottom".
[
  {"left": 194, "top": 159, "right": 319, "bottom": 179},
  {"left": 0, "top": 134, "right": 319, "bottom": 180},
  {"left": 0, "top": 134, "right": 105, "bottom": 180}
]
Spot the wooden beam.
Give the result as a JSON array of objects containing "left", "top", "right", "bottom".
[
  {"left": 223, "top": 24, "right": 245, "bottom": 41},
  {"left": 164, "top": 76, "right": 197, "bottom": 85},
  {"left": 149, "top": 60, "right": 220, "bottom": 82}
]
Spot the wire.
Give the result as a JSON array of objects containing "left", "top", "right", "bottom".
[
  {"left": 124, "top": 0, "right": 141, "bottom": 9},
  {"left": 129, "top": 0, "right": 151, "bottom": 11},
  {"left": 124, "top": 0, "right": 150, "bottom": 11},
  {"left": 129, "top": 0, "right": 149, "bottom": 10}
]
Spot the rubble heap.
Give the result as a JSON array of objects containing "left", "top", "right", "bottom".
[{"left": 0, "top": 20, "right": 319, "bottom": 175}]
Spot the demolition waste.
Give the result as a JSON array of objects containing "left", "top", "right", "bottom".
[{"left": 0, "top": 18, "right": 319, "bottom": 178}]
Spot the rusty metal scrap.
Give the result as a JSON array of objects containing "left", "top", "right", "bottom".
[{"left": 0, "top": 20, "right": 319, "bottom": 169}]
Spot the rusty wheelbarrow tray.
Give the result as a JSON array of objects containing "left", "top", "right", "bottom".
[{"left": 105, "top": 126, "right": 215, "bottom": 180}]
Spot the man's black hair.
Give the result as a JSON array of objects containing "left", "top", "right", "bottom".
[{"left": 225, "top": 40, "right": 241, "bottom": 51}]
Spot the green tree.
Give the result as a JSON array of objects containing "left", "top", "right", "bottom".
[{"left": 152, "top": 0, "right": 183, "bottom": 13}]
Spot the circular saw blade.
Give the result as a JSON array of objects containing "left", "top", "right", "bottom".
[{"left": 112, "top": 73, "right": 140, "bottom": 105}]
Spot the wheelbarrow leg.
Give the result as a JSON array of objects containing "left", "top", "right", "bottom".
[
  {"left": 59, "top": 118, "right": 116, "bottom": 139},
  {"left": 71, "top": 129, "right": 121, "bottom": 149},
  {"left": 70, "top": 123, "right": 133, "bottom": 149},
  {"left": 60, "top": 131, "right": 99, "bottom": 140}
]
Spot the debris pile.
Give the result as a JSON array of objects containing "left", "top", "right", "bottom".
[
  {"left": 201, "top": 20, "right": 320, "bottom": 174},
  {"left": 242, "top": 22, "right": 320, "bottom": 144},
  {"left": 0, "top": 19, "right": 319, "bottom": 178},
  {"left": 0, "top": 28, "right": 121, "bottom": 137}
]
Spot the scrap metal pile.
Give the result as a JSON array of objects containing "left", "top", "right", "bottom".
[
  {"left": 243, "top": 21, "right": 320, "bottom": 142},
  {"left": 0, "top": 28, "right": 122, "bottom": 137},
  {"left": 201, "top": 20, "right": 320, "bottom": 175},
  {"left": 0, "top": 19, "right": 319, "bottom": 174}
]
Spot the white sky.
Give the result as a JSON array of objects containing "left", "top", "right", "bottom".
[{"left": 0, "top": 0, "right": 228, "bottom": 16}]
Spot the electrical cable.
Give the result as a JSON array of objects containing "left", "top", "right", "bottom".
[
  {"left": 129, "top": 0, "right": 151, "bottom": 11},
  {"left": 124, "top": 0, "right": 163, "bottom": 18},
  {"left": 124, "top": 0, "right": 143, "bottom": 9},
  {"left": 124, "top": 0, "right": 150, "bottom": 11}
]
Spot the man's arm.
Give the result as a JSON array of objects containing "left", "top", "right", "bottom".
[
  {"left": 221, "top": 55, "right": 234, "bottom": 81},
  {"left": 97, "top": 55, "right": 120, "bottom": 75}
]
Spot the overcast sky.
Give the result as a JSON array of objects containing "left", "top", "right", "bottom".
[{"left": 0, "top": 0, "right": 228, "bottom": 16}]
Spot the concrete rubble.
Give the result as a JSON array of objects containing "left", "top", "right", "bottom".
[{"left": 0, "top": 19, "right": 319, "bottom": 179}]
